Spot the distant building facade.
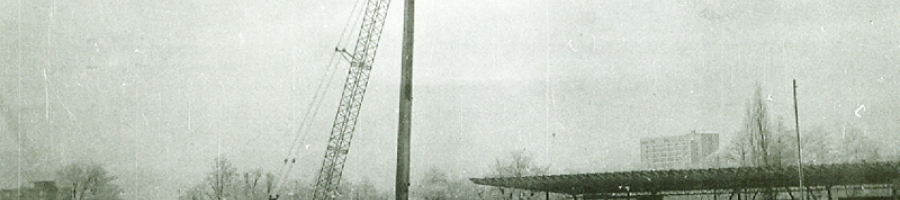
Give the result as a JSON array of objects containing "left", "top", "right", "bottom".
[
  {"left": 0, "top": 181, "right": 70, "bottom": 200},
  {"left": 640, "top": 131, "right": 719, "bottom": 170}
]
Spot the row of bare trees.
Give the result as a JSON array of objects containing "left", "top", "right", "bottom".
[
  {"left": 178, "top": 157, "right": 393, "bottom": 200},
  {"left": 702, "top": 85, "right": 887, "bottom": 200},
  {"left": 54, "top": 162, "right": 123, "bottom": 200},
  {"left": 712, "top": 85, "right": 885, "bottom": 168},
  {"left": 413, "top": 149, "right": 569, "bottom": 200},
  {"left": 179, "top": 157, "right": 279, "bottom": 200},
  {"left": 180, "top": 151, "right": 558, "bottom": 200}
]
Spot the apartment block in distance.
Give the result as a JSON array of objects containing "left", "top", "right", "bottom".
[{"left": 640, "top": 131, "right": 719, "bottom": 170}]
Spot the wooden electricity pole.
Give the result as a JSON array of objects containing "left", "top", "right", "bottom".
[
  {"left": 793, "top": 79, "right": 804, "bottom": 200},
  {"left": 396, "top": 0, "right": 414, "bottom": 199}
]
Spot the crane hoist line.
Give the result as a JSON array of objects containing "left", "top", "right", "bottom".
[{"left": 273, "top": 0, "right": 393, "bottom": 199}]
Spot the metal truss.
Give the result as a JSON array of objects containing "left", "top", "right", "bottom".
[
  {"left": 471, "top": 161, "right": 900, "bottom": 196},
  {"left": 312, "top": 0, "right": 392, "bottom": 199}
]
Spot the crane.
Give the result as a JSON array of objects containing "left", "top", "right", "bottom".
[
  {"left": 269, "top": 0, "right": 392, "bottom": 199},
  {"left": 310, "top": 0, "right": 391, "bottom": 199}
]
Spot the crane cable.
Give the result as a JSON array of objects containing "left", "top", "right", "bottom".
[
  {"left": 274, "top": 52, "right": 339, "bottom": 192},
  {"left": 279, "top": 0, "right": 367, "bottom": 176},
  {"left": 273, "top": 0, "right": 368, "bottom": 195}
]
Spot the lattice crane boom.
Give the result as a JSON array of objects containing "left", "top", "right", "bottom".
[{"left": 312, "top": 0, "right": 391, "bottom": 199}]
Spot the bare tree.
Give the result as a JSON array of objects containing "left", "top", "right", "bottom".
[
  {"left": 492, "top": 149, "right": 549, "bottom": 178},
  {"left": 344, "top": 177, "right": 388, "bottom": 200},
  {"left": 206, "top": 157, "right": 238, "bottom": 200},
  {"left": 487, "top": 149, "right": 550, "bottom": 200},
  {"left": 238, "top": 169, "right": 263, "bottom": 200},
  {"left": 415, "top": 166, "right": 498, "bottom": 200},
  {"left": 281, "top": 178, "right": 314, "bottom": 200},
  {"left": 179, "top": 184, "right": 207, "bottom": 200},
  {"left": 263, "top": 172, "right": 277, "bottom": 199},
  {"left": 56, "top": 162, "right": 122, "bottom": 200},
  {"left": 418, "top": 167, "right": 452, "bottom": 200},
  {"left": 728, "top": 85, "right": 782, "bottom": 167},
  {"left": 183, "top": 157, "right": 284, "bottom": 200},
  {"left": 787, "top": 125, "right": 837, "bottom": 165},
  {"left": 725, "top": 86, "right": 786, "bottom": 200},
  {"left": 835, "top": 124, "right": 882, "bottom": 163},
  {"left": 777, "top": 123, "right": 883, "bottom": 165}
]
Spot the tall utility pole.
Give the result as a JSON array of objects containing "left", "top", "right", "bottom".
[
  {"left": 396, "top": 0, "right": 414, "bottom": 199},
  {"left": 793, "top": 79, "right": 804, "bottom": 200}
]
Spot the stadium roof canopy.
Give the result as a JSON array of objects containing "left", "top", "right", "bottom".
[{"left": 470, "top": 161, "right": 900, "bottom": 195}]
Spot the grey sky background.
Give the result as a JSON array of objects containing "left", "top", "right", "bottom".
[{"left": 2, "top": 0, "right": 899, "bottom": 199}]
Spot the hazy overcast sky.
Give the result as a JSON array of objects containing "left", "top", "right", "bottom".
[{"left": 2, "top": 0, "right": 899, "bottom": 199}]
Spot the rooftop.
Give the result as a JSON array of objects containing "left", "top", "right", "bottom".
[{"left": 470, "top": 161, "right": 900, "bottom": 195}]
